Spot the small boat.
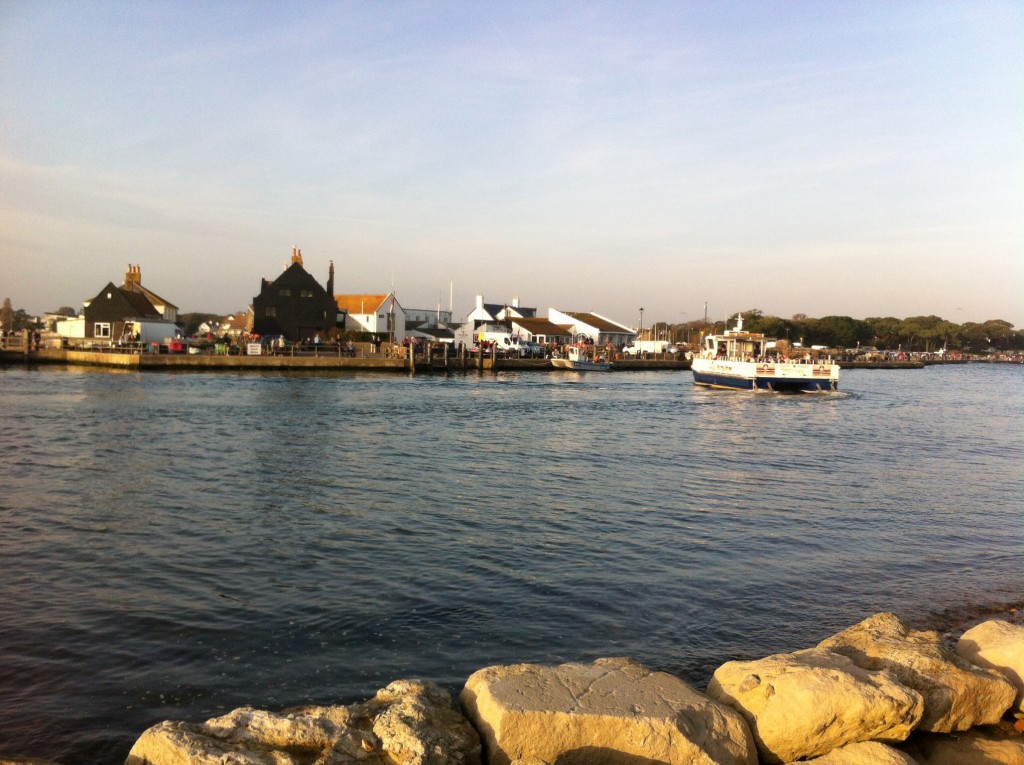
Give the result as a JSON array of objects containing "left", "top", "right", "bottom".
[
  {"left": 551, "top": 344, "right": 612, "bottom": 371},
  {"left": 691, "top": 315, "right": 839, "bottom": 392}
]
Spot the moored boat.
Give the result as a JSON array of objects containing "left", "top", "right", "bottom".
[
  {"left": 551, "top": 344, "right": 612, "bottom": 371},
  {"left": 691, "top": 315, "right": 839, "bottom": 392}
]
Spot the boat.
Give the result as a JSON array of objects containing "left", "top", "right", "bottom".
[
  {"left": 551, "top": 343, "right": 612, "bottom": 371},
  {"left": 691, "top": 315, "right": 839, "bottom": 392}
]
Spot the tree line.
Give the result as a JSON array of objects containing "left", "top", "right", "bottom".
[{"left": 655, "top": 311, "right": 1023, "bottom": 353}]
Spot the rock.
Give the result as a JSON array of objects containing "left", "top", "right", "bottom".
[
  {"left": 957, "top": 620, "right": 1024, "bottom": 714},
  {"left": 460, "top": 657, "right": 757, "bottom": 765},
  {"left": 818, "top": 612, "right": 1016, "bottom": 732},
  {"left": 785, "top": 741, "right": 918, "bottom": 764},
  {"left": 899, "top": 720, "right": 1024, "bottom": 764},
  {"left": 125, "top": 678, "right": 480, "bottom": 765},
  {"left": 707, "top": 647, "right": 923, "bottom": 764}
]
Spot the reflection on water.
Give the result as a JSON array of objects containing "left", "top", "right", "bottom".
[{"left": 0, "top": 364, "right": 1021, "bottom": 764}]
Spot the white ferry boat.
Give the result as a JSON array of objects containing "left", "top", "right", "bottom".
[{"left": 691, "top": 316, "right": 839, "bottom": 392}]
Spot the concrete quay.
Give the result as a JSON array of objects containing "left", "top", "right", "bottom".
[{"left": 0, "top": 348, "right": 692, "bottom": 373}]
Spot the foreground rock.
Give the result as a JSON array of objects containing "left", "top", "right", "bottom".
[
  {"left": 956, "top": 619, "right": 1024, "bottom": 715},
  {"left": 818, "top": 612, "right": 1016, "bottom": 732},
  {"left": 461, "top": 657, "right": 756, "bottom": 765},
  {"left": 785, "top": 741, "right": 917, "bottom": 765},
  {"left": 707, "top": 648, "right": 923, "bottom": 764},
  {"left": 126, "top": 679, "right": 480, "bottom": 765},
  {"left": 899, "top": 720, "right": 1024, "bottom": 764}
]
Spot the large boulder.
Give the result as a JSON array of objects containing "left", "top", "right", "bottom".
[
  {"left": 707, "top": 647, "right": 923, "bottom": 764},
  {"left": 460, "top": 657, "right": 757, "bottom": 765},
  {"left": 125, "top": 679, "right": 480, "bottom": 765},
  {"left": 957, "top": 620, "right": 1024, "bottom": 714},
  {"left": 899, "top": 721, "right": 1024, "bottom": 764},
  {"left": 785, "top": 741, "right": 918, "bottom": 765},
  {"left": 818, "top": 612, "right": 1016, "bottom": 732}
]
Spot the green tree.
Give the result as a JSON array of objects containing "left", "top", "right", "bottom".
[
  {"left": 807, "top": 316, "right": 871, "bottom": 348},
  {"left": 865, "top": 317, "right": 902, "bottom": 349}
]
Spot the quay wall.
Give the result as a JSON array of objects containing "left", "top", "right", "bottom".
[{"left": 2, "top": 349, "right": 692, "bottom": 373}]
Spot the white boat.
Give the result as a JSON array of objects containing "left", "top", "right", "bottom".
[
  {"left": 691, "top": 315, "right": 839, "bottom": 392},
  {"left": 551, "top": 344, "right": 612, "bottom": 371}
]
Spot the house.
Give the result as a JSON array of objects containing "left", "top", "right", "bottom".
[
  {"left": 123, "top": 264, "right": 178, "bottom": 323},
  {"left": 251, "top": 247, "right": 339, "bottom": 340},
  {"left": 404, "top": 306, "right": 456, "bottom": 344},
  {"left": 465, "top": 295, "right": 536, "bottom": 331},
  {"left": 81, "top": 265, "right": 180, "bottom": 341},
  {"left": 547, "top": 309, "right": 636, "bottom": 346},
  {"left": 219, "top": 311, "right": 249, "bottom": 338},
  {"left": 335, "top": 292, "right": 405, "bottom": 343},
  {"left": 509, "top": 317, "right": 573, "bottom": 345}
]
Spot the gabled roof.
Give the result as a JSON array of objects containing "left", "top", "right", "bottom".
[
  {"left": 563, "top": 312, "right": 633, "bottom": 333},
  {"left": 220, "top": 311, "right": 248, "bottom": 331},
  {"left": 129, "top": 283, "right": 178, "bottom": 311},
  {"left": 335, "top": 294, "right": 392, "bottom": 314},
  {"left": 121, "top": 288, "right": 161, "bottom": 318},
  {"left": 511, "top": 317, "right": 573, "bottom": 336}
]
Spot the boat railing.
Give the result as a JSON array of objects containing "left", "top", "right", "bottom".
[{"left": 708, "top": 353, "right": 835, "bottom": 365}]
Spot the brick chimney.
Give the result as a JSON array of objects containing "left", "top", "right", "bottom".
[{"left": 124, "top": 264, "right": 141, "bottom": 289}]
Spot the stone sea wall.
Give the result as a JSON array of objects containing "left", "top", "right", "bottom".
[{"left": 4, "top": 612, "right": 1023, "bottom": 765}]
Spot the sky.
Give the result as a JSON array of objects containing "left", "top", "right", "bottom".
[{"left": 1, "top": 1, "right": 1021, "bottom": 329}]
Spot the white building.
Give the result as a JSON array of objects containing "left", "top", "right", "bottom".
[
  {"left": 547, "top": 309, "right": 636, "bottom": 346},
  {"left": 335, "top": 293, "right": 406, "bottom": 342}
]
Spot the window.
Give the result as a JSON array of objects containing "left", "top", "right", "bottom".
[
  {"left": 95, "top": 322, "right": 111, "bottom": 338},
  {"left": 301, "top": 290, "right": 312, "bottom": 298},
  {"left": 265, "top": 307, "right": 276, "bottom": 317},
  {"left": 279, "top": 289, "right": 291, "bottom": 297}
]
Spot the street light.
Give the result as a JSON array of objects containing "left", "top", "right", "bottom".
[{"left": 639, "top": 307, "right": 644, "bottom": 338}]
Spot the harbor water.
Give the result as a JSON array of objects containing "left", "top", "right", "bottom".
[{"left": 1, "top": 364, "right": 1022, "bottom": 763}]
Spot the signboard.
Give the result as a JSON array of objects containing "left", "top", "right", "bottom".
[{"left": 247, "top": 343, "right": 262, "bottom": 356}]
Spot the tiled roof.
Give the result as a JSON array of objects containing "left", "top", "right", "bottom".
[
  {"left": 564, "top": 312, "right": 632, "bottom": 333},
  {"left": 120, "top": 289, "right": 161, "bottom": 318},
  {"left": 512, "top": 317, "right": 572, "bottom": 336},
  {"left": 336, "top": 294, "right": 390, "bottom": 314},
  {"left": 130, "top": 283, "right": 178, "bottom": 310}
]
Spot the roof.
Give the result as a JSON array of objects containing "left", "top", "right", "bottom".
[
  {"left": 120, "top": 288, "right": 162, "bottom": 318},
  {"left": 335, "top": 294, "right": 391, "bottom": 314},
  {"left": 129, "top": 283, "right": 178, "bottom": 311},
  {"left": 563, "top": 312, "right": 633, "bottom": 333},
  {"left": 511, "top": 317, "right": 573, "bottom": 336}
]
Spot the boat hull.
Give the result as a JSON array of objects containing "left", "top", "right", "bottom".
[
  {"left": 552, "top": 358, "right": 612, "bottom": 371},
  {"left": 691, "top": 360, "right": 838, "bottom": 393}
]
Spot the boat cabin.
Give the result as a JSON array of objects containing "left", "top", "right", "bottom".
[{"left": 703, "top": 316, "right": 768, "bottom": 361}]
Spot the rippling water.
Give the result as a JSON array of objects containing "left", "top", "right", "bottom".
[{"left": 1, "top": 364, "right": 1022, "bottom": 763}]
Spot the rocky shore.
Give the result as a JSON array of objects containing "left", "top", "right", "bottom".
[{"left": 3, "top": 611, "right": 1022, "bottom": 765}]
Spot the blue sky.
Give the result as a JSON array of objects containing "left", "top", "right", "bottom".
[{"left": 2, "top": 1, "right": 1021, "bottom": 328}]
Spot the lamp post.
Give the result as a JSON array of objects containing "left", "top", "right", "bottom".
[{"left": 639, "top": 307, "right": 644, "bottom": 339}]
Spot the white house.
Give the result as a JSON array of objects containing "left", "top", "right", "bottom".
[
  {"left": 466, "top": 295, "right": 536, "bottom": 330},
  {"left": 547, "top": 309, "right": 636, "bottom": 346},
  {"left": 336, "top": 293, "right": 406, "bottom": 342}
]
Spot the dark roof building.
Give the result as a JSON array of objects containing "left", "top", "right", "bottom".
[
  {"left": 81, "top": 266, "right": 176, "bottom": 340},
  {"left": 251, "top": 247, "right": 338, "bottom": 340}
]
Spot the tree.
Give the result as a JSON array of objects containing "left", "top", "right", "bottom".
[{"left": 807, "top": 316, "right": 871, "bottom": 348}]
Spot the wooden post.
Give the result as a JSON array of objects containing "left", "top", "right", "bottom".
[{"left": 408, "top": 343, "right": 415, "bottom": 375}]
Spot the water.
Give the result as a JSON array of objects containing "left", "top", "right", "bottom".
[{"left": 1, "top": 364, "right": 1021, "bottom": 763}]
